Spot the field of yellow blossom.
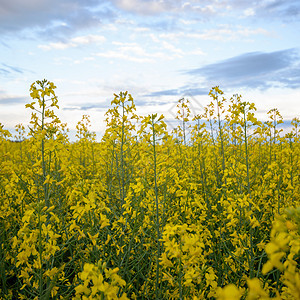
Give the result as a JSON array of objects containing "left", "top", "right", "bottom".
[{"left": 0, "top": 79, "right": 299, "bottom": 299}]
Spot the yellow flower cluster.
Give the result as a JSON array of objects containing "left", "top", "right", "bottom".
[
  {"left": 74, "top": 262, "right": 128, "bottom": 299},
  {"left": 218, "top": 207, "right": 300, "bottom": 300}
]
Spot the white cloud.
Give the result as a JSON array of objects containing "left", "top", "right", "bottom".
[
  {"left": 112, "top": 0, "right": 167, "bottom": 15},
  {"left": 149, "top": 33, "right": 160, "bottom": 43},
  {"left": 111, "top": 0, "right": 230, "bottom": 16},
  {"left": 96, "top": 41, "right": 189, "bottom": 63},
  {"left": 96, "top": 50, "right": 153, "bottom": 63},
  {"left": 188, "top": 48, "right": 206, "bottom": 56},
  {"left": 133, "top": 27, "right": 150, "bottom": 32},
  {"left": 38, "top": 34, "right": 106, "bottom": 50},
  {"left": 179, "top": 19, "right": 197, "bottom": 25},
  {"left": 158, "top": 25, "right": 270, "bottom": 42},
  {"left": 243, "top": 7, "right": 255, "bottom": 17},
  {"left": 83, "top": 57, "right": 95, "bottom": 61},
  {"left": 161, "top": 41, "right": 184, "bottom": 57},
  {"left": 236, "top": 27, "right": 269, "bottom": 37}
]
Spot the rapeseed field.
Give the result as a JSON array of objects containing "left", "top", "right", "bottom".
[{"left": 0, "top": 80, "right": 299, "bottom": 299}]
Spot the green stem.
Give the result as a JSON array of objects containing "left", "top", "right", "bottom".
[{"left": 152, "top": 120, "right": 161, "bottom": 300}]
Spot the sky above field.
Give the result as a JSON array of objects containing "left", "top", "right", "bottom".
[{"left": 1, "top": 0, "right": 300, "bottom": 139}]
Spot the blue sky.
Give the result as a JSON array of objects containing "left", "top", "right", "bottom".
[{"left": 1, "top": 0, "right": 300, "bottom": 138}]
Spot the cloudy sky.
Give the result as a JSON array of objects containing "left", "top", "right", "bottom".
[{"left": 1, "top": 0, "right": 300, "bottom": 139}]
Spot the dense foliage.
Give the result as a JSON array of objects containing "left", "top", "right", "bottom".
[{"left": 0, "top": 80, "right": 299, "bottom": 299}]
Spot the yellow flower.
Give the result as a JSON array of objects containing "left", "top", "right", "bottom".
[
  {"left": 216, "top": 284, "right": 242, "bottom": 300},
  {"left": 160, "top": 252, "right": 173, "bottom": 268}
]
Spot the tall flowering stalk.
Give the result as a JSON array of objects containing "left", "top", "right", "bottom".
[
  {"left": 26, "top": 79, "right": 60, "bottom": 208},
  {"left": 139, "top": 113, "right": 167, "bottom": 299}
]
